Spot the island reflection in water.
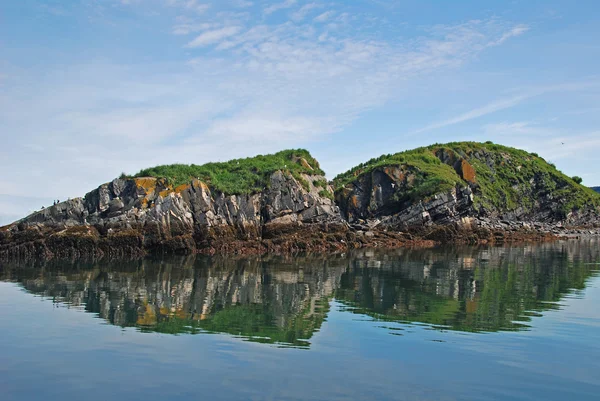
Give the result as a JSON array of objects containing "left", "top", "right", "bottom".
[{"left": 1, "top": 239, "right": 598, "bottom": 348}]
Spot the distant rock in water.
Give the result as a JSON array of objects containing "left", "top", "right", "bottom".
[{"left": 2, "top": 143, "right": 600, "bottom": 260}]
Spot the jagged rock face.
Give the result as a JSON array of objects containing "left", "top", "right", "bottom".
[
  {"left": 336, "top": 165, "right": 474, "bottom": 228},
  {"left": 0, "top": 171, "right": 342, "bottom": 258}
]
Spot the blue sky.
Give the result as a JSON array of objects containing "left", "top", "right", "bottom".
[{"left": 1, "top": 0, "right": 599, "bottom": 224}]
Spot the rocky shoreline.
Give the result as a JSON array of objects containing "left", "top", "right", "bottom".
[{"left": 2, "top": 197, "right": 597, "bottom": 262}]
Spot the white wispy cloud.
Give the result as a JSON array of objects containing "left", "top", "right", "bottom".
[
  {"left": 186, "top": 26, "right": 242, "bottom": 47},
  {"left": 314, "top": 10, "right": 335, "bottom": 23},
  {"left": 292, "top": 3, "right": 323, "bottom": 21},
  {"left": 413, "top": 79, "right": 600, "bottom": 134},
  {"left": 264, "top": 0, "right": 296, "bottom": 15},
  {"left": 489, "top": 24, "right": 529, "bottom": 46},
  {"left": 170, "top": 0, "right": 210, "bottom": 14},
  {"left": 172, "top": 22, "right": 217, "bottom": 35},
  {"left": 483, "top": 121, "right": 552, "bottom": 137},
  {"left": 233, "top": 0, "right": 253, "bottom": 7},
  {"left": 414, "top": 94, "right": 532, "bottom": 133}
]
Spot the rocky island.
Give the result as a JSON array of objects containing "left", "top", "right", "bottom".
[{"left": 1, "top": 142, "right": 599, "bottom": 260}]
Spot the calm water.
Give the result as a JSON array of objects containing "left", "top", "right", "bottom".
[{"left": 1, "top": 240, "right": 600, "bottom": 401}]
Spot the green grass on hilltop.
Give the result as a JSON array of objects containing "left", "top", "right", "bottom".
[
  {"left": 333, "top": 147, "right": 463, "bottom": 202},
  {"left": 334, "top": 141, "right": 600, "bottom": 214},
  {"left": 128, "top": 149, "right": 325, "bottom": 195}
]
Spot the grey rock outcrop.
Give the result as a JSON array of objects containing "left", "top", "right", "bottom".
[
  {"left": 336, "top": 165, "right": 475, "bottom": 229},
  {"left": 1, "top": 171, "right": 343, "bottom": 259}
]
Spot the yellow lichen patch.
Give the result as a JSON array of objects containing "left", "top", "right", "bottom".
[
  {"left": 134, "top": 177, "right": 158, "bottom": 194},
  {"left": 137, "top": 303, "right": 157, "bottom": 326},
  {"left": 350, "top": 195, "right": 359, "bottom": 208},
  {"left": 158, "top": 187, "right": 174, "bottom": 198},
  {"left": 460, "top": 159, "right": 477, "bottom": 183},
  {"left": 174, "top": 183, "right": 191, "bottom": 194}
]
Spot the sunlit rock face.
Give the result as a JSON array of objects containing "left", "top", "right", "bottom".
[
  {"left": 2, "top": 239, "right": 598, "bottom": 346},
  {"left": 0, "top": 170, "right": 343, "bottom": 259}
]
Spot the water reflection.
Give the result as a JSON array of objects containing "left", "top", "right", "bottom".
[{"left": 1, "top": 239, "right": 598, "bottom": 347}]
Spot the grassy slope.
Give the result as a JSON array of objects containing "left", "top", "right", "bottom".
[
  {"left": 128, "top": 149, "right": 325, "bottom": 195},
  {"left": 334, "top": 148, "right": 465, "bottom": 204},
  {"left": 333, "top": 141, "right": 600, "bottom": 214}
]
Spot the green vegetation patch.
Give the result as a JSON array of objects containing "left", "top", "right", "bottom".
[
  {"left": 333, "top": 148, "right": 464, "bottom": 202},
  {"left": 128, "top": 149, "right": 324, "bottom": 195},
  {"left": 318, "top": 189, "right": 334, "bottom": 200},
  {"left": 312, "top": 178, "right": 328, "bottom": 188}
]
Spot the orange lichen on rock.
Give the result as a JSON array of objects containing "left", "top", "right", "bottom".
[
  {"left": 174, "top": 183, "right": 191, "bottom": 194},
  {"left": 134, "top": 177, "right": 158, "bottom": 194},
  {"left": 158, "top": 188, "right": 174, "bottom": 198},
  {"left": 460, "top": 159, "right": 477, "bottom": 183}
]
